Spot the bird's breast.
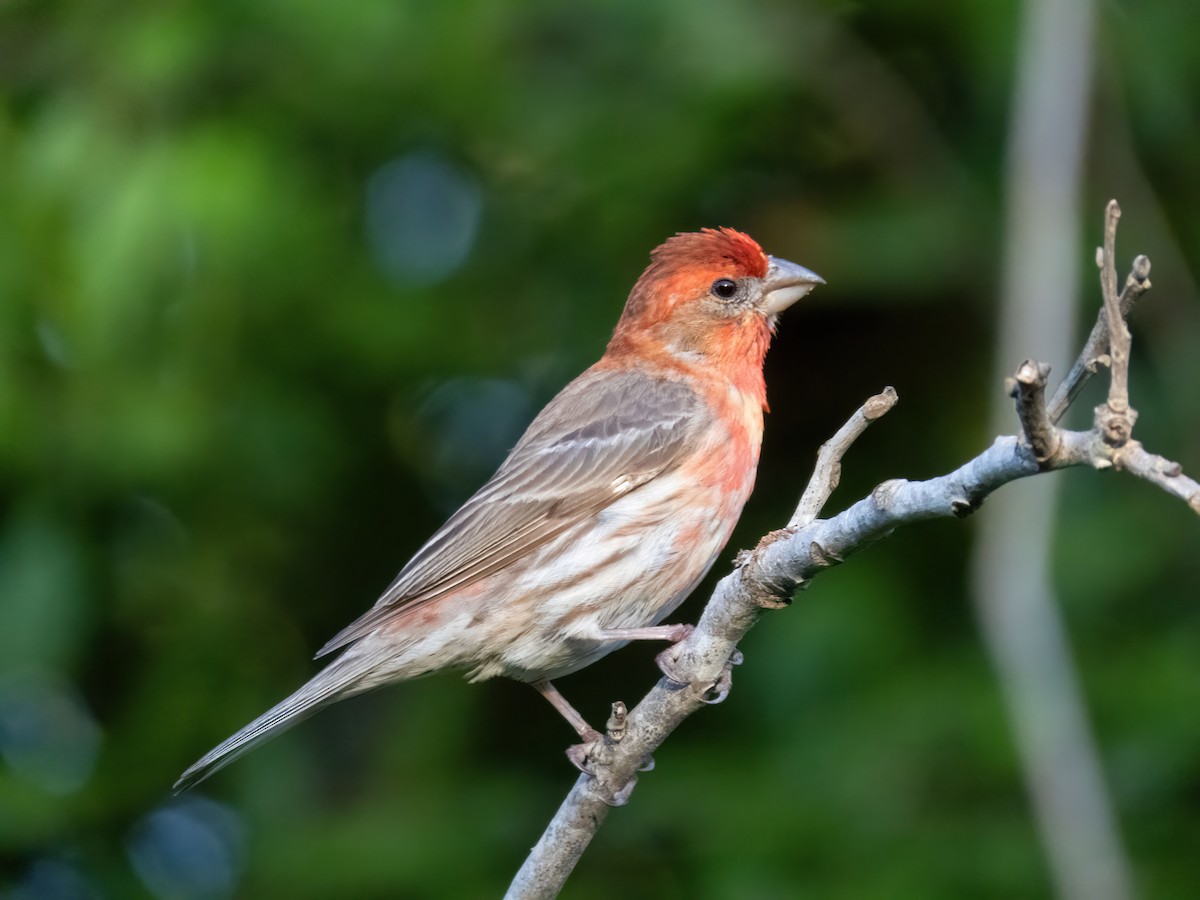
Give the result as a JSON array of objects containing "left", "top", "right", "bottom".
[{"left": 687, "top": 378, "right": 765, "bottom": 496}]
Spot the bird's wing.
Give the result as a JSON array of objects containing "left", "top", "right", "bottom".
[{"left": 315, "top": 368, "right": 704, "bottom": 657}]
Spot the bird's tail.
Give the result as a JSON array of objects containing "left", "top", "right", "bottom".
[{"left": 174, "top": 649, "right": 377, "bottom": 792}]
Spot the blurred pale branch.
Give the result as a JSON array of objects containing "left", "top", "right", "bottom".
[
  {"left": 972, "top": 1, "right": 1126, "bottom": 896},
  {"left": 506, "top": 203, "right": 1198, "bottom": 899}
]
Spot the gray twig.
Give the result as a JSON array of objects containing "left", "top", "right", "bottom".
[
  {"left": 789, "top": 386, "right": 898, "bottom": 528},
  {"left": 1115, "top": 442, "right": 1200, "bottom": 514},
  {"left": 504, "top": 202, "right": 1196, "bottom": 899},
  {"left": 1007, "top": 360, "right": 1060, "bottom": 462},
  {"left": 1045, "top": 253, "right": 1151, "bottom": 424},
  {"left": 1099, "top": 201, "right": 1132, "bottom": 413}
]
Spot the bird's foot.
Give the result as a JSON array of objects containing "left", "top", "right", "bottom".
[
  {"left": 701, "top": 648, "right": 744, "bottom": 704},
  {"left": 564, "top": 702, "right": 651, "bottom": 805},
  {"left": 564, "top": 703, "right": 624, "bottom": 775},
  {"left": 651, "top": 625, "right": 697, "bottom": 685},
  {"left": 565, "top": 744, "right": 643, "bottom": 807},
  {"left": 603, "top": 778, "right": 639, "bottom": 807},
  {"left": 657, "top": 641, "right": 743, "bottom": 703},
  {"left": 565, "top": 735, "right": 602, "bottom": 774}
]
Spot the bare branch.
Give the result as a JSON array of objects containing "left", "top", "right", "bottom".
[
  {"left": 505, "top": 202, "right": 1196, "bottom": 899},
  {"left": 507, "top": 429, "right": 1099, "bottom": 898},
  {"left": 1046, "top": 253, "right": 1151, "bottom": 424},
  {"left": 789, "top": 386, "right": 898, "bottom": 528},
  {"left": 1007, "top": 360, "right": 1060, "bottom": 462},
  {"left": 1116, "top": 443, "right": 1200, "bottom": 513},
  {"left": 1099, "top": 201, "right": 1132, "bottom": 414}
]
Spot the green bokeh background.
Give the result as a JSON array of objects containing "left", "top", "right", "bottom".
[{"left": 2, "top": 1, "right": 1198, "bottom": 897}]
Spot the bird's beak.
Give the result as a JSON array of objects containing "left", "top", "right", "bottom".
[{"left": 760, "top": 255, "right": 825, "bottom": 316}]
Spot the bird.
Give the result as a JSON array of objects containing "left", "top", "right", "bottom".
[{"left": 175, "top": 227, "right": 822, "bottom": 790}]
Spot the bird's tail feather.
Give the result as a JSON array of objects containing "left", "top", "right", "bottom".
[{"left": 174, "top": 650, "right": 375, "bottom": 792}]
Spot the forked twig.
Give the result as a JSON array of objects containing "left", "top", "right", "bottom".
[
  {"left": 506, "top": 202, "right": 1198, "bottom": 899},
  {"left": 789, "top": 386, "right": 898, "bottom": 528}
]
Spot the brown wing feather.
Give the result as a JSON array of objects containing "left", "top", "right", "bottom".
[{"left": 315, "top": 368, "right": 703, "bottom": 657}]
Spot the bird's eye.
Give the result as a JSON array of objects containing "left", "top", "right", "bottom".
[{"left": 711, "top": 278, "right": 738, "bottom": 300}]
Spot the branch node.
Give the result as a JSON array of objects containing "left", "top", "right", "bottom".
[
  {"left": 606, "top": 702, "right": 628, "bottom": 742},
  {"left": 1096, "top": 403, "right": 1138, "bottom": 447},
  {"left": 755, "top": 528, "right": 793, "bottom": 550},
  {"left": 809, "top": 540, "right": 843, "bottom": 567},
  {"left": 754, "top": 593, "right": 792, "bottom": 611},
  {"left": 950, "top": 497, "right": 978, "bottom": 518},
  {"left": 872, "top": 479, "right": 905, "bottom": 510},
  {"left": 1129, "top": 253, "right": 1151, "bottom": 284}
]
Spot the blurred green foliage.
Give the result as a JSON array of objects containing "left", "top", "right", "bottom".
[{"left": 1, "top": 1, "right": 1198, "bottom": 897}]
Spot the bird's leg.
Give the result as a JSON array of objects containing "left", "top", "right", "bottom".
[
  {"left": 590, "top": 622, "right": 708, "bottom": 688},
  {"left": 532, "top": 680, "right": 603, "bottom": 775},
  {"left": 531, "top": 681, "right": 653, "bottom": 790},
  {"left": 592, "top": 623, "right": 738, "bottom": 703},
  {"left": 534, "top": 623, "right": 704, "bottom": 788},
  {"left": 592, "top": 623, "right": 701, "bottom": 691},
  {"left": 532, "top": 679, "right": 601, "bottom": 743},
  {"left": 591, "top": 623, "right": 694, "bottom": 643},
  {"left": 615, "top": 625, "right": 741, "bottom": 704}
]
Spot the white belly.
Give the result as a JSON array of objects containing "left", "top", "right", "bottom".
[{"left": 470, "top": 463, "right": 754, "bottom": 682}]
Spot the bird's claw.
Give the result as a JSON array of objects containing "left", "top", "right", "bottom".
[
  {"left": 659, "top": 638, "right": 743, "bottom": 702},
  {"left": 566, "top": 741, "right": 597, "bottom": 774},
  {"left": 578, "top": 772, "right": 639, "bottom": 807},
  {"left": 701, "top": 647, "right": 743, "bottom": 704},
  {"left": 702, "top": 685, "right": 730, "bottom": 704},
  {"left": 606, "top": 778, "right": 638, "bottom": 807},
  {"left": 654, "top": 646, "right": 686, "bottom": 685},
  {"left": 654, "top": 625, "right": 696, "bottom": 685},
  {"left": 567, "top": 745, "right": 636, "bottom": 806},
  {"left": 565, "top": 725, "right": 604, "bottom": 774},
  {"left": 565, "top": 735, "right": 646, "bottom": 806}
]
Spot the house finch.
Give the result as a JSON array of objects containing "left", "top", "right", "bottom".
[{"left": 176, "top": 228, "right": 822, "bottom": 790}]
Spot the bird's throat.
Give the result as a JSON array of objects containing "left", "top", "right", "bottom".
[{"left": 705, "top": 317, "right": 772, "bottom": 412}]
